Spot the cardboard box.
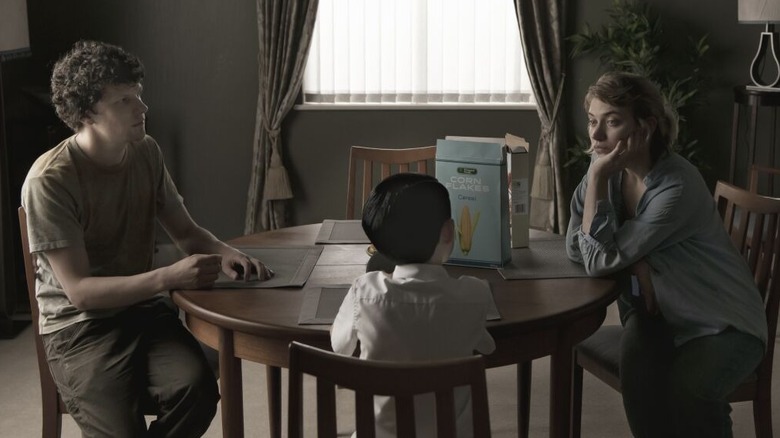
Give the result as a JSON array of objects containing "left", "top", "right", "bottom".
[
  {"left": 435, "top": 136, "right": 511, "bottom": 268},
  {"left": 506, "top": 134, "right": 530, "bottom": 248}
]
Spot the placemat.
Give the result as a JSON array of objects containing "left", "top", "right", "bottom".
[
  {"left": 498, "top": 238, "right": 588, "bottom": 280},
  {"left": 298, "top": 285, "right": 352, "bottom": 324},
  {"left": 298, "top": 284, "right": 502, "bottom": 325},
  {"left": 214, "top": 246, "right": 323, "bottom": 288},
  {"left": 315, "top": 220, "right": 370, "bottom": 244}
]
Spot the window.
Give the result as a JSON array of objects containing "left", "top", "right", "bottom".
[{"left": 302, "top": 0, "right": 534, "bottom": 107}]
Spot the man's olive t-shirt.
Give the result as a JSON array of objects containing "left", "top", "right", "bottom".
[{"left": 21, "top": 135, "right": 182, "bottom": 335}]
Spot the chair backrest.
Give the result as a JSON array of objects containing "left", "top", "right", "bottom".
[
  {"left": 17, "top": 208, "right": 36, "bottom": 333},
  {"left": 345, "top": 145, "right": 437, "bottom": 219},
  {"left": 18, "top": 206, "right": 66, "bottom": 434},
  {"left": 287, "top": 341, "right": 491, "bottom": 438},
  {"left": 748, "top": 164, "right": 780, "bottom": 196},
  {"left": 18, "top": 207, "right": 51, "bottom": 393},
  {"left": 713, "top": 181, "right": 780, "bottom": 381}
]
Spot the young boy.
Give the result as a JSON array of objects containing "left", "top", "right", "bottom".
[
  {"left": 22, "top": 40, "right": 273, "bottom": 437},
  {"left": 331, "top": 173, "right": 496, "bottom": 438}
]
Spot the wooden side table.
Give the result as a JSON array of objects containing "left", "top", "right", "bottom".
[{"left": 729, "top": 86, "right": 780, "bottom": 187}]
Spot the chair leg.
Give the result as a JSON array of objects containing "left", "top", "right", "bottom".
[
  {"left": 42, "top": 392, "right": 61, "bottom": 438},
  {"left": 571, "top": 357, "right": 584, "bottom": 438},
  {"left": 267, "top": 365, "right": 282, "bottom": 438},
  {"left": 41, "top": 414, "right": 62, "bottom": 438},
  {"left": 752, "top": 398, "right": 774, "bottom": 438},
  {"left": 517, "top": 361, "right": 531, "bottom": 438}
]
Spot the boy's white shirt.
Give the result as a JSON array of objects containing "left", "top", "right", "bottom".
[{"left": 331, "top": 263, "right": 495, "bottom": 438}]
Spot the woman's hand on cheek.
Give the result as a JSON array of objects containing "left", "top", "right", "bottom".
[{"left": 591, "top": 138, "right": 629, "bottom": 177}]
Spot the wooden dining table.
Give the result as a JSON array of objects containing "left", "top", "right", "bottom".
[{"left": 171, "top": 224, "right": 618, "bottom": 438}]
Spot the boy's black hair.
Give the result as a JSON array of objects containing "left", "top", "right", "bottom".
[
  {"left": 362, "top": 173, "right": 451, "bottom": 264},
  {"left": 51, "top": 40, "right": 145, "bottom": 131}
]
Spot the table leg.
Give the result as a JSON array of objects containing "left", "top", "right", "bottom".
[
  {"left": 517, "top": 361, "right": 532, "bottom": 438},
  {"left": 267, "top": 365, "right": 282, "bottom": 438},
  {"left": 549, "top": 345, "right": 574, "bottom": 438},
  {"left": 219, "top": 328, "right": 244, "bottom": 438}
]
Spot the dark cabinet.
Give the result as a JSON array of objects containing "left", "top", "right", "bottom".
[
  {"left": 0, "top": 73, "right": 68, "bottom": 337},
  {"left": 729, "top": 86, "right": 780, "bottom": 193}
]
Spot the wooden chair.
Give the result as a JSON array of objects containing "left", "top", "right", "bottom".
[
  {"left": 749, "top": 164, "right": 780, "bottom": 197},
  {"left": 569, "top": 181, "right": 780, "bottom": 438},
  {"left": 18, "top": 207, "right": 164, "bottom": 437},
  {"left": 345, "top": 145, "right": 437, "bottom": 219},
  {"left": 287, "top": 341, "right": 492, "bottom": 438},
  {"left": 19, "top": 206, "right": 67, "bottom": 438}
]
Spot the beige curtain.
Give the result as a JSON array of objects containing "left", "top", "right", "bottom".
[
  {"left": 245, "top": 0, "right": 319, "bottom": 233},
  {"left": 514, "top": 0, "right": 568, "bottom": 233}
]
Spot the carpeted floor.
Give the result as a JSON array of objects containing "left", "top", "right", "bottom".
[{"left": 1, "top": 303, "right": 776, "bottom": 437}]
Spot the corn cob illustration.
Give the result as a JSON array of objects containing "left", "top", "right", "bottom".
[{"left": 457, "top": 205, "right": 480, "bottom": 255}]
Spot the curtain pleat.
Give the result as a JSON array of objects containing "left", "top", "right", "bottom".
[
  {"left": 245, "top": 0, "right": 319, "bottom": 233},
  {"left": 514, "top": 0, "right": 568, "bottom": 233}
]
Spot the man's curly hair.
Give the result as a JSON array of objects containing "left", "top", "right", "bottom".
[{"left": 51, "top": 40, "right": 144, "bottom": 131}]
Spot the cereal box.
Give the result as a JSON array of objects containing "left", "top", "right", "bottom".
[
  {"left": 435, "top": 136, "right": 511, "bottom": 268},
  {"left": 506, "top": 134, "right": 530, "bottom": 248}
]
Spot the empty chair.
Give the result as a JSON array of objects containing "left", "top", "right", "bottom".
[
  {"left": 287, "top": 341, "right": 492, "bottom": 438},
  {"left": 749, "top": 164, "right": 780, "bottom": 196},
  {"left": 345, "top": 145, "right": 436, "bottom": 219},
  {"left": 570, "top": 181, "right": 780, "bottom": 438}
]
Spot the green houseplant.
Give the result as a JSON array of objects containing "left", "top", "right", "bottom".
[{"left": 565, "top": 0, "right": 711, "bottom": 180}]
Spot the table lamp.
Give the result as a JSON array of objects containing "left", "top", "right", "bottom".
[{"left": 739, "top": 0, "right": 780, "bottom": 89}]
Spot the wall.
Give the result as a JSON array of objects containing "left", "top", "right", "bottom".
[
  {"left": 284, "top": 109, "right": 539, "bottom": 224},
  {"left": 21, "top": 0, "right": 538, "bottom": 239},
  {"left": 15, "top": 0, "right": 766, "bottom": 241},
  {"left": 24, "top": 0, "right": 260, "bottom": 240},
  {"left": 566, "top": 0, "right": 761, "bottom": 189}
]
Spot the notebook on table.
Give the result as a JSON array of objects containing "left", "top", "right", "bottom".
[{"left": 214, "top": 246, "right": 323, "bottom": 288}]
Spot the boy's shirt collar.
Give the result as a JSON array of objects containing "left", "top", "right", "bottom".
[{"left": 392, "top": 263, "right": 449, "bottom": 280}]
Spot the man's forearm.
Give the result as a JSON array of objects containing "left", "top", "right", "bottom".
[{"left": 64, "top": 268, "right": 170, "bottom": 310}]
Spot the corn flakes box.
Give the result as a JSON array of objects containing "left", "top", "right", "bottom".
[
  {"left": 506, "top": 134, "right": 530, "bottom": 248},
  {"left": 435, "top": 136, "right": 511, "bottom": 268}
]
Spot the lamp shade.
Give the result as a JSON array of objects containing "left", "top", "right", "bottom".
[
  {"left": 0, "top": 0, "right": 30, "bottom": 58},
  {"left": 739, "top": 0, "right": 780, "bottom": 23}
]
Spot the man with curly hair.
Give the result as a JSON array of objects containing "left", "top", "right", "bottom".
[{"left": 21, "top": 40, "right": 272, "bottom": 437}]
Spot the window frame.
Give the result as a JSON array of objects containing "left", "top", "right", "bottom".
[{"left": 299, "top": 0, "right": 536, "bottom": 111}]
